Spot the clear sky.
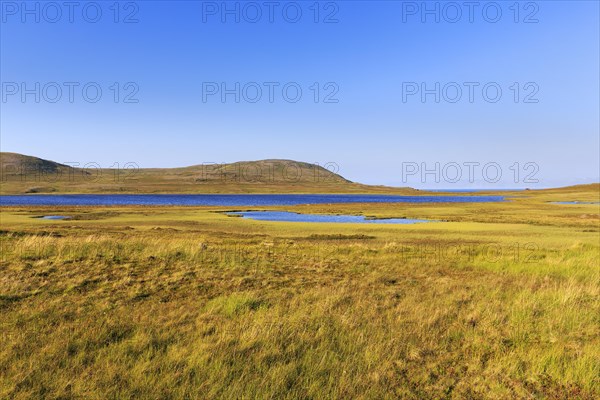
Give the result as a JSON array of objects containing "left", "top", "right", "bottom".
[{"left": 1, "top": 0, "right": 598, "bottom": 188}]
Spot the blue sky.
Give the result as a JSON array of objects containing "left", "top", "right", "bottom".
[{"left": 1, "top": 0, "right": 598, "bottom": 188}]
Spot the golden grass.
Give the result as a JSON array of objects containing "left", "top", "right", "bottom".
[{"left": 0, "top": 188, "right": 598, "bottom": 399}]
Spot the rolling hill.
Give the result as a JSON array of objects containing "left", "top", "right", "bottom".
[{"left": 0, "top": 152, "right": 418, "bottom": 194}]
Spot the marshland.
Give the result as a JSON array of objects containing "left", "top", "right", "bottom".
[{"left": 1, "top": 184, "right": 598, "bottom": 399}]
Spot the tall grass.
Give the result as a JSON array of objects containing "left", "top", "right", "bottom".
[{"left": 0, "top": 200, "right": 598, "bottom": 399}]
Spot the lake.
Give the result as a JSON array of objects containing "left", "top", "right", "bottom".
[
  {"left": 229, "top": 211, "right": 431, "bottom": 224},
  {"left": 0, "top": 194, "right": 504, "bottom": 206}
]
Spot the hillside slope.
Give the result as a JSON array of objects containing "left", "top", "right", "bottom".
[
  {"left": 0, "top": 153, "right": 417, "bottom": 194},
  {"left": 0, "top": 152, "right": 78, "bottom": 175}
]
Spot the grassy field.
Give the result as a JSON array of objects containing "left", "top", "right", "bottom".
[{"left": 0, "top": 186, "right": 598, "bottom": 399}]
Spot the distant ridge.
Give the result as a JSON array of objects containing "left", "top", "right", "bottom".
[
  {"left": 0, "top": 152, "right": 417, "bottom": 195},
  {"left": 538, "top": 183, "right": 600, "bottom": 191}
]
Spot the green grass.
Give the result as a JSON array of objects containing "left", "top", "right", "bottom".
[{"left": 0, "top": 187, "right": 598, "bottom": 399}]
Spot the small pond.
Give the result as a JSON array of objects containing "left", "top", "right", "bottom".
[{"left": 228, "top": 211, "right": 432, "bottom": 224}]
